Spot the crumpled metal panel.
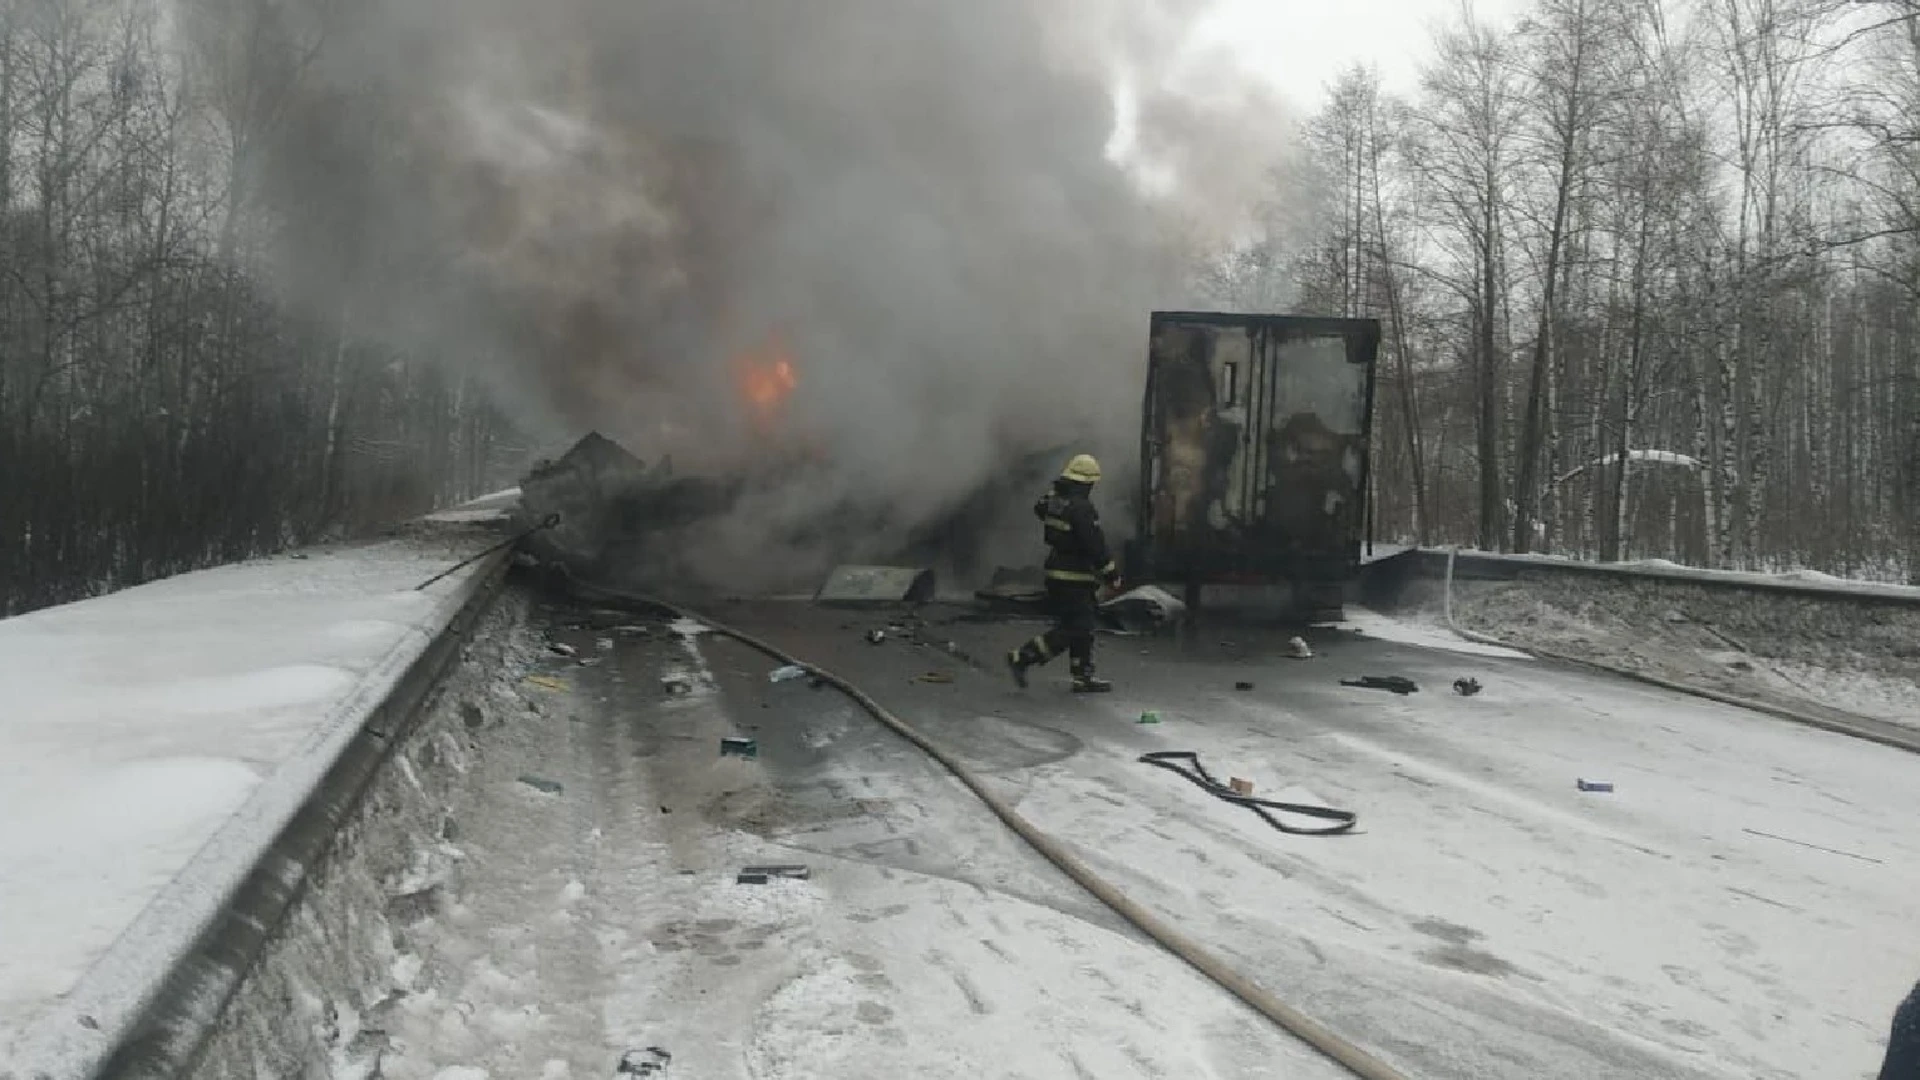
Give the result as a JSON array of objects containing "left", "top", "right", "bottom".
[
  {"left": 814, "top": 565, "right": 937, "bottom": 607},
  {"left": 1140, "top": 313, "right": 1379, "bottom": 583}
]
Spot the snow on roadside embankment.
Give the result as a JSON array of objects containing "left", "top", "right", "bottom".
[
  {"left": 0, "top": 522, "right": 505, "bottom": 1077},
  {"left": 1390, "top": 556, "right": 1920, "bottom": 731}
]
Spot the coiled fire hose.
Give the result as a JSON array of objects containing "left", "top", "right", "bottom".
[{"left": 554, "top": 570, "right": 1411, "bottom": 1080}]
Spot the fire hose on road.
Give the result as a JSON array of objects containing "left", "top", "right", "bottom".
[{"left": 551, "top": 568, "right": 1412, "bottom": 1080}]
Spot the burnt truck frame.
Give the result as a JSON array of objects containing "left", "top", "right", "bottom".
[{"left": 1127, "top": 311, "right": 1381, "bottom": 620}]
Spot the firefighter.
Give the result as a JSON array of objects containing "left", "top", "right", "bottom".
[
  {"left": 1883, "top": 977, "right": 1919, "bottom": 1080},
  {"left": 1007, "top": 453, "right": 1123, "bottom": 693}
]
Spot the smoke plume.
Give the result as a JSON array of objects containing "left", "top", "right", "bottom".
[{"left": 217, "top": 0, "right": 1297, "bottom": 588}]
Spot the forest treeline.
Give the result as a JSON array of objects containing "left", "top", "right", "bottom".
[
  {"left": 1207, "top": 0, "right": 1920, "bottom": 581},
  {"left": 0, "top": 0, "right": 520, "bottom": 616}
]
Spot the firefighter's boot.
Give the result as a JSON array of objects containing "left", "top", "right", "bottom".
[
  {"left": 1007, "top": 639, "right": 1048, "bottom": 689},
  {"left": 1005, "top": 649, "right": 1031, "bottom": 689},
  {"left": 1070, "top": 660, "right": 1112, "bottom": 694}
]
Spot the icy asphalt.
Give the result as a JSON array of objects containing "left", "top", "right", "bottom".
[{"left": 369, "top": 592, "right": 1919, "bottom": 1080}]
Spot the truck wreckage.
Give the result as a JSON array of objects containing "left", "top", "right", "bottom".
[{"left": 514, "top": 310, "right": 1379, "bottom": 630}]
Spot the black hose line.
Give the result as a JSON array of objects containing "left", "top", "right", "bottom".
[
  {"left": 415, "top": 513, "right": 559, "bottom": 591},
  {"left": 1138, "top": 751, "right": 1358, "bottom": 835}
]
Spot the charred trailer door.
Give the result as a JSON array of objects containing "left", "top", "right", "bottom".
[{"left": 1132, "top": 312, "right": 1380, "bottom": 619}]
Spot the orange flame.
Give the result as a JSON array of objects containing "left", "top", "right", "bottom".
[{"left": 734, "top": 335, "right": 799, "bottom": 428}]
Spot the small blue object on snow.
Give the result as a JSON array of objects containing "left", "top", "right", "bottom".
[
  {"left": 768, "top": 664, "right": 807, "bottom": 683},
  {"left": 1577, "top": 779, "right": 1614, "bottom": 793},
  {"left": 720, "top": 737, "right": 758, "bottom": 759}
]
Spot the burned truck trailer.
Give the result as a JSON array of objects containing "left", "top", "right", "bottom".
[{"left": 1129, "top": 312, "right": 1380, "bottom": 620}]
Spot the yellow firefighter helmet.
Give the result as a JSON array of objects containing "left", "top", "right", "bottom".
[{"left": 1061, "top": 453, "right": 1102, "bottom": 484}]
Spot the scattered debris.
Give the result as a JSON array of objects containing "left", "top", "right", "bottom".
[
  {"left": 737, "top": 864, "right": 812, "bottom": 884},
  {"left": 866, "top": 629, "right": 887, "bottom": 645},
  {"left": 1234, "top": 680, "right": 1255, "bottom": 691},
  {"left": 768, "top": 664, "right": 808, "bottom": 683},
  {"left": 1341, "top": 675, "right": 1419, "bottom": 695},
  {"left": 1453, "top": 677, "right": 1483, "bottom": 697},
  {"left": 597, "top": 636, "right": 615, "bottom": 651},
  {"left": 660, "top": 675, "right": 693, "bottom": 695},
  {"left": 518, "top": 775, "right": 564, "bottom": 795},
  {"left": 1138, "top": 711, "right": 1162, "bottom": 725},
  {"left": 617, "top": 1047, "right": 672, "bottom": 1076},
  {"left": 1099, "top": 584, "right": 1188, "bottom": 633},
  {"left": 578, "top": 657, "right": 604, "bottom": 667},
  {"left": 525, "top": 675, "right": 567, "bottom": 692},
  {"left": 1229, "top": 777, "right": 1255, "bottom": 796},
  {"left": 911, "top": 671, "right": 955, "bottom": 684},
  {"left": 1284, "top": 636, "right": 1313, "bottom": 659},
  {"left": 1576, "top": 779, "right": 1614, "bottom": 793},
  {"left": 548, "top": 641, "right": 579, "bottom": 658},
  {"left": 815, "top": 564, "right": 936, "bottom": 607},
  {"left": 720, "top": 736, "right": 758, "bottom": 760}
]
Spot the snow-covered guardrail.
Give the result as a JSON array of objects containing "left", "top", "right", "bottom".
[
  {"left": 1, "top": 525, "right": 516, "bottom": 1080},
  {"left": 1372, "top": 547, "right": 1920, "bottom": 608}
]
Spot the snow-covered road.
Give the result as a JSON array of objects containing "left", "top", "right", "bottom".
[
  {"left": 12, "top": 566, "right": 1911, "bottom": 1079},
  {"left": 275, "top": 593, "right": 1917, "bottom": 1080}
]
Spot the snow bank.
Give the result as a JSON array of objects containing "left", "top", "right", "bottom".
[
  {"left": 1432, "top": 547, "right": 1920, "bottom": 601},
  {"left": 0, "top": 528, "right": 505, "bottom": 1077}
]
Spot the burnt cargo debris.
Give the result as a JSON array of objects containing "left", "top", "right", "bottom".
[
  {"left": 514, "top": 431, "right": 737, "bottom": 585},
  {"left": 1131, "top": 312, "right": 1380, "bottom": 619}
]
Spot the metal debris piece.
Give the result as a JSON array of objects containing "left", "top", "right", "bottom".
[
  {"left": 548, "top": 641, "right": 579, "bottom": 658},
  {"left": 1576, "top": 779, "right": 1614, "bottom": 793},
  {"left": 525, "top": 675, "right": 567, "bottom": 692},
  {"left": 518, "top": 775, "right": 564, "bottom": 795},
  {"left": 1285, "top": 636, "right": 1313, "bottom": 659},
  {"left": 815, "top": 565, "right": 937, "bottom": 607},
  {"left": 720, "top": 737, "right": 758, "bottom": 759},
  {"left": 1341, "top": 675, "right": 1418, "bottom": 695},
  {"left": 769, "top": 664, "right": 808, "bottom": 683},
  {"left": 736, "top": 864, "right": 811, "bottom": 885},
  {"left": 866, "top": 629, "right": 887, "bottom": 645},
  {"left": 617, "top": 1047, "right": 672, "bottom": 1075},
  {"left": 1453, "top": 677, "right": 1483, "bottom": 696},
  {"left": 597, "top": 637, "right": 615, "bottom": 651},
  {"left": 578, "top": 657, "right": 603, "bottom": 667},
  {"left": 912, "top": 671, "right": 955, "bottom": 684}
]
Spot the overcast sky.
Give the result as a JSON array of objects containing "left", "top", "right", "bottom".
[{"left": 1200, "top": 0, "right": 1531, "bottom": 108}]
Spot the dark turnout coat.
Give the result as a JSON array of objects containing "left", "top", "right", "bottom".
[{"left": 1035, "top": 479, "right": 1120, "bottom": 589}]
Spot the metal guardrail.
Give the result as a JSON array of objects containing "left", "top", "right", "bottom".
[{"left": 1369, "top": 547, "right": 1920, "bottom": 609}]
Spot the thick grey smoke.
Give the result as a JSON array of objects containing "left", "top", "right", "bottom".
[{"left": 224, "top": 0, "right": 1295, "bottom": 588}]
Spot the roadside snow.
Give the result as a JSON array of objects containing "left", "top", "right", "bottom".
[
  {"left": 0, "top": 529, "right": 501, "bottom": 1076},
  {"left": 1340, "top": 607, "right": 1533, "bottom": 660}
]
